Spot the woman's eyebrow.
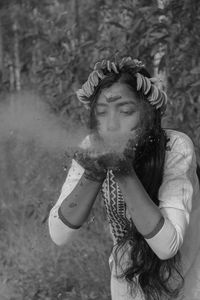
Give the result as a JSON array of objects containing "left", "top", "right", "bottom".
[
  {"left": 116, "top": 101, "right": 136, "bottom": 107},
  {"left": 96, "top": 101, "right": 136, "bottom": 107},
  {"left": 105, "top": 95, "right": 122, "bottom": 102}
]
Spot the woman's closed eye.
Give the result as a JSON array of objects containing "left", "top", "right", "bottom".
[
  {"left": 96, "top": 109, "right": 135, "bottom": 116},
  {"left": 120, "top": 109, "right": 135, "bottom": 115},
  {"left": 96, "top": 109, "right": 107, "bottom": 116}
]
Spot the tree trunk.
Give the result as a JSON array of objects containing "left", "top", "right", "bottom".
[
  {"left": 13, "top": 20, "right": 21, "bottom": 91},
  {"left": 31, "top": 41, "right": 37, "bottom": 84},
  {"left": 74, "top": 0, "right": 80, "bottom": 43},
  {"left": 0, "top": 16, "right": 3, "bottom": 84},
  {"left": 154, "top": 0, "right": 168, "bottom": 91},
  {"left": 8, "top": 56, "right": 15, "bottom": 92},
  {"left": 93, "top": 1, "right": 100, "bottom": 42}
]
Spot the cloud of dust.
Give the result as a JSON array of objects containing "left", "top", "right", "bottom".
[
  {"left": 0, "top": 91, "right": 141, "bottom": 162},
  {"left": 0, "top": 91, "right": 88, "bottom": 154}
]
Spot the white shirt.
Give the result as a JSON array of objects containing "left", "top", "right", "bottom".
[{"left": 48, "top": 129, "right": 200, "bottom": 297}]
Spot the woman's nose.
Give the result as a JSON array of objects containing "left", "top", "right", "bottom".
[{"left": 107, "top": 114, "right": 120, "bottom": 132}]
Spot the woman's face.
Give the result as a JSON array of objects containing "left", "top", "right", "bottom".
[{"left": 95, "top": 83, "right": 141, "bottom": 141}]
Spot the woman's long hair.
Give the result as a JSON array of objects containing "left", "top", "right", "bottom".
[{"left": 88, "top": 67, "right": 184, "bottom": 300}]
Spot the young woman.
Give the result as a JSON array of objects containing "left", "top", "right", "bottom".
[{"left": 48, "top": 57, "right": 200, "bottom": 300}]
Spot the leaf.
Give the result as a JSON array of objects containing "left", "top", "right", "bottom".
[
  {"left": 191, "top": 66, "right": 200, "bottom": 74},
  {"left": 80, "top": 40, "right": 94, "bottom": 48},
  {"left": 139, "top": 6, "right": 153, "bottom": 13},
  {"left": 131, "top": 19, "right": 143, "bottom": 33},
  {"left": 149, "top": 32, "right": 168, "bottom": 40},
  {"left": 62, "top": 42, "right": 70, "bottom": 52},
  {"left": 120, "top": 5, "right": 135, "bottom": 14},
  {"left": 106, "top": 21, "right": 125, "bottom": 30},
  {"left": 89, "top": 291, "right": 98, "bottom": 299},
  {"left": 191, "top": 80, "right": 200, "bottom": 87}
]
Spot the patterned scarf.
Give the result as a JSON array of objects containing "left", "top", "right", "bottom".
[{"left": 101, "top": 170, "right": 133, "bottom": 242}]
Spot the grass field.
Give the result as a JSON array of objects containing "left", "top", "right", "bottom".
[{"left": 0, "top": 134, "right": 112, "bottom": 300}]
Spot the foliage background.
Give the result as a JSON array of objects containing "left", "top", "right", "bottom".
[{"left": 0, "top": 0, "right": 199, "bottom": 299}]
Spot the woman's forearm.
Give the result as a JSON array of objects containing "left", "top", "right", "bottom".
[
  {"left": 59, "top": 173, "right": 103, "bottom": 228},
  {"left": 115, "top": 170, "right": 163, "bottom": 238}
]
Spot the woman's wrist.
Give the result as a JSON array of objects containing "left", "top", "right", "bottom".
[{"left": 59, "top": 172, "right": 103, "bottom": 228}]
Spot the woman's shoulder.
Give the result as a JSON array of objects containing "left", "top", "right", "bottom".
[{"left": 164, "top": 129, "right": 195, "bottom": 157}]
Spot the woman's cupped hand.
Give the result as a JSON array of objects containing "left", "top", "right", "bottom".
[{"left": 72, "top": 132, "right": 139, "bottom": 178}]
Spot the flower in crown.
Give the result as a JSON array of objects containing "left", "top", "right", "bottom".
[{"left": 76, "top": 57, "right": 167, "bottom": 113}]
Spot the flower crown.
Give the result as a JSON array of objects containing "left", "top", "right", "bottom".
[{"left": 76, "top": 57, "right": 168, "bottom": 113}]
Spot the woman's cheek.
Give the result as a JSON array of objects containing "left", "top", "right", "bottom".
[
  {"left": 121, "top": 119, "right": 139, "bottom": 133},
  {"left": 127, "top": 113, "right": 141, "bottom": 132}
]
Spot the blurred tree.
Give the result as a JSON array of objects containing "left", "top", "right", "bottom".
[
  {"left": 163, "top": 0, "right": 200, "bottom": 157},
  {"left": 153, "top": 0, "right": 168, "bottom": 90},
  {"left": 0, "top": 0, "right": 199, "bottom": 149},
  {"left": 12, "top": 7, "right": 21, "bottom": 91},
  {"left": 0, "top": 1, "right": 8, "bottom": 90},
  {"left": 0, "top": 17, "right": 3, "bottom": 87},
  {"left": 95, "top": 0, "right": 200, "bottom": 155}
]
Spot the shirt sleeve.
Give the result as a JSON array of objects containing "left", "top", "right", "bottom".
[
  {"left": 144, "top": 134, "right": 197, "bottom": 260},
  {"left": 48, "top": 135, "right": 92, "bottom": 246},
  {"left": 48, "top": 159, "right": 84, "bottom": 246}
]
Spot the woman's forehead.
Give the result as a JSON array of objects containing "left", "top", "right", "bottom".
[{"left": 97, "top": 82, "right": 138, "bottom": 104}]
